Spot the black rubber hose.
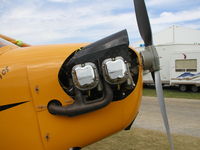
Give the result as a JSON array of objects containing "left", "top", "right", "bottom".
[{"left": 48, "top": 81, "right": 113, "bottom": 117}]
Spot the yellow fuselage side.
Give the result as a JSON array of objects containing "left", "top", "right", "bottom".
[{"left": 0, "top": 44, "right": 143, "bottom": 150}]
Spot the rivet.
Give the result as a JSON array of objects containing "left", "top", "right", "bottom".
[
  {"left": 35, "top": 86, "right": 39, "bottom": 93},
  {"left": 45, "top": 133, "right": 50, "bottom": 141}
]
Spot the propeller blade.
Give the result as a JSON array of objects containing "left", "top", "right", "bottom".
[
  {"left": 133, "top": 0, "right": 152, "bottom": 46},
  {"left": 133, "top": 0, "right": 174, "bottom": 149},
  {"left": 155, "top": 71, "right": 174, "bottom": 150}
]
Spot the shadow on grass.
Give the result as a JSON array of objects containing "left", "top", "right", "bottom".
[{"left": 84, "top": 128, "right": 200, "bottom": 150}]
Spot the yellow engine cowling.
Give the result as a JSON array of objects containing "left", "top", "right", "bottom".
[{"left": 0, "top": 41, "right": 143, "bottom": 150}]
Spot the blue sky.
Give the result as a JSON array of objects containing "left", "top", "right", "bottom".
[{"left": 0, "top": 0, "right": 200, "bottom": 45}]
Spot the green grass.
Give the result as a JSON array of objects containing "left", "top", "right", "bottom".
[
  {"left": 143, "top": 87, "right": 200, "bottom": 99},
  {"left": 83, "top": 128, "right": 200, "bottom": 150}
]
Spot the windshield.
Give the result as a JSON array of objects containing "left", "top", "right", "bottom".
[{"left": 0, "top": 37, "right": 16, "bottom": 48}]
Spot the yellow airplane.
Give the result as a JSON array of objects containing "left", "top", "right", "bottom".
[{"left": 0, "top": 0, "right": 174, "bottom": 150}]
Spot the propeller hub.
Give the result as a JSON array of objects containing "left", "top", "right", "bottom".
[{"left": 140, "top": 45, "right": 160, "bottom": 72}]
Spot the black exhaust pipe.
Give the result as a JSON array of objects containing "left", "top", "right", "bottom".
[{"left": 48, "top": 81, "right": 113, "bottom": 117}]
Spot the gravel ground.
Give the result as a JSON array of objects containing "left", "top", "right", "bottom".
[{"left": 133, "top": 96, "right": 200, "bottom": 137}]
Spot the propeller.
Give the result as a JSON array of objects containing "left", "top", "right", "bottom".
[{"left": 133, "top": 0, "right": 174, "bottom": 150}]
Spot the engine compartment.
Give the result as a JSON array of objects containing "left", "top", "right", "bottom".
[{"left": 58, "top": 30, "right": 139, "bottom": 103}]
